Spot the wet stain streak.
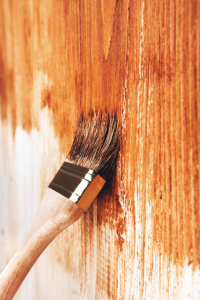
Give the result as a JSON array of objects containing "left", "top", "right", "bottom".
[{"left": 1, "top": 0, "right": 200, "bottom": 299}]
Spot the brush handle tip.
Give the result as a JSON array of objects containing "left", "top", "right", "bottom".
[{"left": 0, "top": 188, "right": 83, "bottom": 300}]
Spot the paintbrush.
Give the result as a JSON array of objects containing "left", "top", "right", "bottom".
[{"left": 0, "top": 112, "right": 119, "bottom": 300}]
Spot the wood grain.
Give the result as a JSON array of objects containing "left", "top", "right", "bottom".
[{"left": 0, "top": 0, "right": 200, "bottom": 299}]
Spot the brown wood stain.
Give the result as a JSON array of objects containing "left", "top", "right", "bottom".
[{"left": 1, "top": 0, "right": 200, "bottom": 298}]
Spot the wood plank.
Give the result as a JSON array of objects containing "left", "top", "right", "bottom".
[{"left": 0, "top": 0, "right": 200, "bottom": 299}]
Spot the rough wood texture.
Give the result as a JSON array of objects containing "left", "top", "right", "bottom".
[{"left": 0, "top": 0, "right": 200, "bottom": 299}]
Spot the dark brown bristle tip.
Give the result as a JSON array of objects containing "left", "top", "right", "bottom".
[{"left": 67, "top": 112, "right": 120, "bottom": 181}]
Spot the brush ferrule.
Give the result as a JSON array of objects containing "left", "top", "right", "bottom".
[{"left": 48, "top": 162, "right": 106, "bottom": 211}]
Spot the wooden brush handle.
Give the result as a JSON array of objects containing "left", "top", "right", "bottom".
[{"left": 0, "top": 188, "right": 84, "bottom": 300}]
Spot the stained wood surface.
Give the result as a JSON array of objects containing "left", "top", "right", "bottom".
[{"left": 0, "top": 0, "right": 200, "bottom": 299}]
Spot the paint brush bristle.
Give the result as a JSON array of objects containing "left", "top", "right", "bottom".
[{"left": 67, "top": 112, "right": 120, "bottom": 181}]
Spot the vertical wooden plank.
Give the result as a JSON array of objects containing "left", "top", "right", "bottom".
[{"left": 0, "top": 0, "right": 200, "bottom": 299}]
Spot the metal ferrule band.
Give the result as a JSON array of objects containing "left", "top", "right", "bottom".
[{"left": 48, "top": 161, "right": 106, "bottom": 211}]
